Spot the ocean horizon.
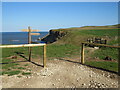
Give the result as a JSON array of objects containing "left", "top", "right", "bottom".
[{"left": 1, "top": 32, "right": 48, "bottom": 45}]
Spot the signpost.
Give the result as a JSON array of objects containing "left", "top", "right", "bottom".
[
  {"left": 30, "top": 33, "right": 40, "bottom": 35},
  {"left": 21, "top": 26, "right": 40, "bottom": 61},
  {"left": 21, "top": 29, "right": 39, "bottom": 32}
]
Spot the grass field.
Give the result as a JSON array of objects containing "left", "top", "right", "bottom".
[
  {"left": 2, "top": 44, "right": 80, "bottom": 58},
  {"left": 92, "top": 47, "right": 118, "bottom": 61},
  {"left": 85, "top": 61, "right": 118, "bottom": 72}
]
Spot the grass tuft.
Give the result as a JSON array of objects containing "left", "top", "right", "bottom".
[
  {"left": 17, "top": 67, "right": 26, "bottom": 70},
  {"left": 2, "top": 70, "right": 21, "bottom": 76},
  {"left": 22, "top": 72, "right": 31, "bottom": 75}
]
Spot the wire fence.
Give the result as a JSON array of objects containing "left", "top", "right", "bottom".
[{"left": 81, "top": 42, "right": 119, "bottom": 73}]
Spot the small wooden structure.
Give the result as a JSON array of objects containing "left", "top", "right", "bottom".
[
  {"left": 81, "top": 42, "right": 120, "bottom": 64},
  {"left": 0, "top": 43, "right": 47, "bottom": 68}
]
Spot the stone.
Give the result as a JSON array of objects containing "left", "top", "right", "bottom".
[
  {"left": 94, "top": 47, "right": 99, "bottom": 49},
  {"left": 82, "top": 83, "right": 85, "bottom": 86},
  {"left": 52, "top": 83, "right": 55, "bottom": 86},
  {"left": 54, "top": 59, "right": 58, "bottom": 60}
]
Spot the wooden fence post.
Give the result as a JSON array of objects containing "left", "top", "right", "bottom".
[
  {"left": 81, "top": 43, "right": 84, "bottom": 64},
  {"left": 43, "top": 44, "right": 46, "bottom": 67},
  {"left": 28, "top": 26, "right": 32, "bottom": 61}
]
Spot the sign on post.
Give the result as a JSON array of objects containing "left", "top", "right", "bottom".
[
  {"left": 21, "top": 27, "right": 40, "bottom": 61},
  {"left": 21, "top": 29, "right": 40, "bottom": 32},
  {"left": 30, "top": 33, "right": 40, "bottom": 35}
]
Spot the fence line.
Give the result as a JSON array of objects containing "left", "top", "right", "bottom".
[
  {"left": 0, "top": 43, "right": 46, "bottom": 48},
  {"left": 0, "top": 43, "right": 47, "bottom": 68},
  {"left": 81, "top": 42, "right": 120, "bottom": 64},
  {"left": 82, "top": 42, "right": 120, "bottom": 48}
]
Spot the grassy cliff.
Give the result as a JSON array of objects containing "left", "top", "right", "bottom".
[{"left": 42, "top": 24, "right": 119, "bottom": 46}]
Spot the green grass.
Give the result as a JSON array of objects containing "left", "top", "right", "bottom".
[
  {"left": 0, "top": 59, "right": 12, "bottom": 63},
  {"left": 2, "top": 70, "right": 21, "bottom": 76},
  {"left": 77, "top": 29, "right": 118, "bottom": 37},
  {"left": 108, "top": 39, "right": 118, "bottom": 45},
  {"left": 85, "top": 61, "right": 118, "bottom": 72},
  {"left": 2, "top": 47, "right": 29, "bottom": 58},
  {"left": 17, "top": 67, "right": 26, "bottom": 70},
  {"left": 24, "top": 64, "right": 29, "bottom": 66},
  {"left": 22, "top": 72, "right": 31, "bottom": 75},
  {"left": 30, "top": 44, "right": 80, "bottom": 58},
  {"left": 46, "top": 44, "right": 80, "bottom": 58},
  {"left": 92, "top": 47, "right": 118, "bottom": 60},
  {"left": 2, "top": 44, "right": 80, "bottom": 58},
  {"left": 57, "top": 29, "right": 119, "bottom": 46},
  {"left": 2, "top": 63, "right": 19, "bottom": 69},
  {"left": 1, "top": 51, "right": 28, "bottom": 76}
]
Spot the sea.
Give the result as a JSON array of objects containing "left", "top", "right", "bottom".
[{"left": 1, "top": 32, "right": 48, "bottom": 45}]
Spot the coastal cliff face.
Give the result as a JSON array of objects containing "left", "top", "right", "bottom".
[
  {"left": 41, "top": 24, "right": 119, "bottom": 44},
  {"left": 41, "top": 29, "right": 67, "bottom": 43}
]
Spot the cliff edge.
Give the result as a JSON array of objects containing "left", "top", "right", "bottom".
[
  {"left": 41, "top": 29, "right": 67, "bottom": 44},
  {"left": 41, "top": 24, "right": 119, "bottom": 44}
]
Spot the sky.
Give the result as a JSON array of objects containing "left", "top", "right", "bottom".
[
  {"left": 2, "top": 2, "right": 118, "bottom": 32},
  {"left": 2, "top": 0, "right": 120, "bottom": 2}
]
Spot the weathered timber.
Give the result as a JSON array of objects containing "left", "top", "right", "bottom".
[
  {"left": 81, "top": 43, "right": 84, "bottom": 64},
  {"left": 0, "top": 44, "right": 46, "bottom": 48},
  {"left": 43, "top": 44, "right": 47, "bottom": 68},
  {"left": 21, "top": 29, "right": 40, "bottom": 32},
  {"left": 82, "top": 42, "right": 120, "bottom": 48},
  {"left": 28, "top": 26, "right": 32, "bottom": 61},
  {"left": 30, "top": 33, "right": 40, "bottom": 35}
]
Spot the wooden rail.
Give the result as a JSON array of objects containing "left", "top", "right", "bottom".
[
  {"left": 0, "top": 43, "right": 47, "bottom": 68},
  {"left": 81, "top": 42, "right": 120, "bottom": 64},
  {"left": 0, "top": 44, "right": 46, "bottom": 48},
  {"left": 82, "top": 42, "right": 120, "bottom": 48}
]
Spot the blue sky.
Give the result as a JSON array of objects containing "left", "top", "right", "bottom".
[{"left": 2, "top": 2, "right": 118, "bottom": 32}]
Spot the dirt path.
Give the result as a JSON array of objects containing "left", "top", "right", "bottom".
[{"left": 1, "top": 59, "right": 118, "bottom": 88}]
